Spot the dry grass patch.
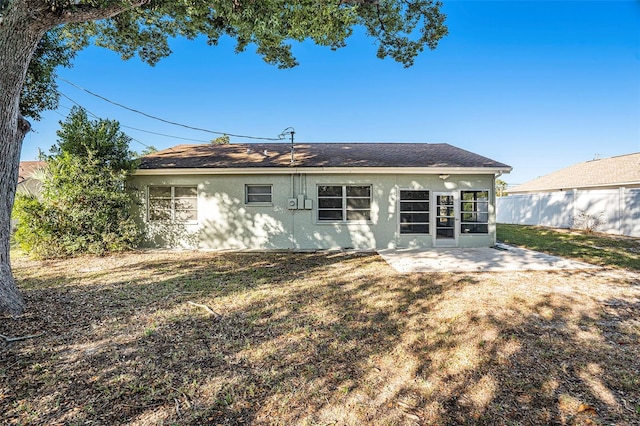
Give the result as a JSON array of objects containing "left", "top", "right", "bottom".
[{"left": 2, "top": 250, "right": 639, "bottom": 425}]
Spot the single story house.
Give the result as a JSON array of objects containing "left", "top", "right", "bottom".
[
  {"left": 497, "top": 152, "right": 640, "bottom": 236},
  {"left": 508, "top": 152, "right": 640, "bottom": 194},
  {"left": 132, "top": 143, "right": 512, "bottom": 250}
]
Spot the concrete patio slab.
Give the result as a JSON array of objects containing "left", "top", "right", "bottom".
[{"left": 378, "top": 245, "right": 601, "bottom": 273}]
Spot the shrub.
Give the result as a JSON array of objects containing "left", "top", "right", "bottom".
[
  {"left": 12, "top": 107, "right": 142, "bottom": 258},
  {"left": 571, "top": 210, "right": 605, "bottom": 234}
]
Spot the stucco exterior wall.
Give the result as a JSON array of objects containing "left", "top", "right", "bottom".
[{"left": 130, "top": 172, "right": 496, "bottom": 250}]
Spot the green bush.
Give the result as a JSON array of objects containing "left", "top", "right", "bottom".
[
  {"left": 12, "top": 107, "right": 142, "bottom": 258},
  {"left": 12, "top": 194, "right": 57, "bottom": 257}
]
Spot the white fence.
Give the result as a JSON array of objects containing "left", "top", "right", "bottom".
[{"left": 497, "top": 188, "right": 640, "bottom": 237}]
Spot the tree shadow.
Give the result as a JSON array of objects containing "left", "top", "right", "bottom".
[{"left": 2, "top": 253, "right": 639, "bottom": 424}]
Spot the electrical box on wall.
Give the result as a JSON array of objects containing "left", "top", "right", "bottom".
[
  {"left": 304, "top": 199, "right": 313, "bottom": 210},
  {"left": 287, "top": 198, "right": 298, "bottom": 209}
]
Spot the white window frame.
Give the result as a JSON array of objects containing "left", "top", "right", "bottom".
[
  {"left": 148, "top": 186, "right": 198, "bottom": 223},
  {"left": 460, "top": 190, "right": 490, "bottom": 234},
  {"left": 398, "top": 189, "right": 430, "bottom": 235},
  {"left": 245, "top": 184, "right": 273, "bottom": 205},
  {"left": 317, "top": 184, "right": 372, "bottom": 223}
]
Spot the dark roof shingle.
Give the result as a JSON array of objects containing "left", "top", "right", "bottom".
[{"left": 139, "top": 143, "right": 511, "bottom": 171}]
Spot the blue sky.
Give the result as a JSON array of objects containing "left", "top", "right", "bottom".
[{"left": 21, "top": 0, "right": 640, "bottom": 186}]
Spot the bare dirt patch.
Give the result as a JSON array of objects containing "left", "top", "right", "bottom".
[{"left": 2, "top": 250, "right": 639, "bottom": 425}]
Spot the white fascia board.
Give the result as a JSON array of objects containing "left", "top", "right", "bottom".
[{"left": 133, "top": 166, "right": 512, "bottom": 176}]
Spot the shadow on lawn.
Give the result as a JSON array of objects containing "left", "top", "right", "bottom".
[
  {"left": 2, "top": 253, "right": 639, "bottom": 425},
  {"left": 397, "top": 289, "right": 640, "bottom": 424}
]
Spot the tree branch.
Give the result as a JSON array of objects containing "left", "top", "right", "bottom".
[
  {"left": 187, "top": 301, "right": 221, "bottom": 319},
  {"left": 376, "top": 3, "right": 386, "bottom": 33},
  {"left": 339, "top": 0, "right": 380, "bottom": 3},
  {"left": 46, "top": 0, "right": 152, "bottom": 26},
  {"left": 17, "top": 114, "right": 31, "bottom": 135},
  {"left": 0, "top": 332, "right": 45, "bottom": 343}
]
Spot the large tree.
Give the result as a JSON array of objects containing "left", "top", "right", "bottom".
[{"left": 0, "top": 0, "right": 447, "bottom": 316}]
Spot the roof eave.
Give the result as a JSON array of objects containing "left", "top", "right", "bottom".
[{"left": 132, "top": 166, "right": 512, "bottom": 176}]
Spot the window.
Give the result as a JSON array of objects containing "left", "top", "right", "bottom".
[
  {"left": 318, "top": 185, "right": 371, "bottom": 222},
  {"left": 399, "top": 190, "right": 430, "bottom": 234},
  {"left": 246, "top": 184, "right": 272, "bottom": 204},
  {"left": 460, "top": 190, "right": 489, "bottom": 233},
  {"left": 148, "top": 186, "right": 197, "bottom": 222}
]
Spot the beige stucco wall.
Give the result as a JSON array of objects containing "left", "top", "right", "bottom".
[{"left": 130, "top": 172, "right": 497, "bottom": 250}]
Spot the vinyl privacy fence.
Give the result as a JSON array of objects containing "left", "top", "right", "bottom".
[{"left": 497, "top": 188, "right": 640, "bottom": 237}]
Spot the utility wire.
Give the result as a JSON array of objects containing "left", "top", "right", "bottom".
[
  {"left": 57, "top": 103, "right": 211, "bottom": 143},
  {"left": 57, "top": 92, "right": 153, "bottom": 149},
  {"left": 53, "top": 108, "right": 152, "bottom": 150},
  {"left": 118, "top": 125, "right": 211, "bottom": 143},
  {"left": 58, "top": 77, "right": 284, "bottom": 141},
  {"left": 58, "top": 91, "right": 100, "bottom": 120}
]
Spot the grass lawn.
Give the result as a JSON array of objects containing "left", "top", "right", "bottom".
[
  {"left": 1, "top": 247, "right": 639, "bottom": 425},
  {"left": 497, "top": 224, "right": 640, "bottom": 271}
]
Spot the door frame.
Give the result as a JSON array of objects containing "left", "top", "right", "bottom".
[{"left": 433, "top": 191, "right": 459, "bottom": 247}]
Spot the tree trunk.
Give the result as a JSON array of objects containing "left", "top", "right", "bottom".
[
  {"left": 0, "top": 119, "right": 30, "bottom": 316},
  {"left": 0, "top": 2, "right": 48, "bottom": 316},
  {"left": 0, "top": 1, "right": 150, "bottom": 316}
]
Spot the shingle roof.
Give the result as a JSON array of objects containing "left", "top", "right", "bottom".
[
  {"left": 138, "top": 143, "right": 511, "bottom": 171},
  {"left": 510, "top": 152, "right": 640, "bottom": 193}
]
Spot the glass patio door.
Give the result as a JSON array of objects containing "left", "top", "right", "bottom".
[{"left": 434, "top": 192, "right": 458, "bottom": 247}]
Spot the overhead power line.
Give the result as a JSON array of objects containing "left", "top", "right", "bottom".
[
  {"left": 57, "top": 101, "right": 211, "bottom": 143},
  {"left": 117, "top": 125, "right": 211, "bottom": 143},
  {"left": 58, "top": 77, "right": 284, "bottom": 141},
  {"left": 57, "top": 91, "right": 152, "bottom": 149}
]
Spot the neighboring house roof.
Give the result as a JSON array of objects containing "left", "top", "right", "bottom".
[
  {"left": 18, "top": 161, "right": 46, "bottom": 184},
  {"left": 137, "top": 143, "right": 511, "bottom": 174},
  {"left": 510, "top": 152, "right": 640, "bottom": 193},
  {"left": 17, "top": 161, "right": 47, "bottom": 197}
]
